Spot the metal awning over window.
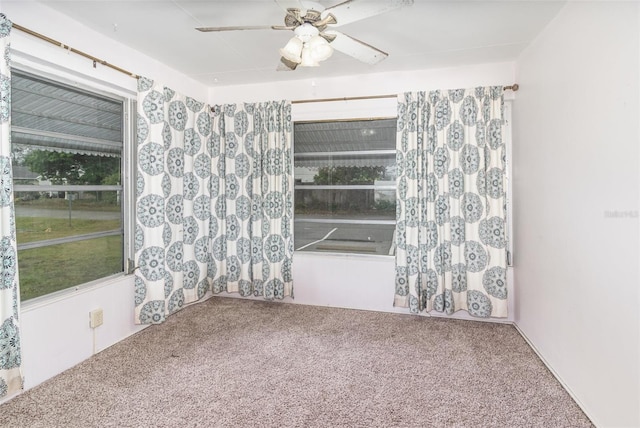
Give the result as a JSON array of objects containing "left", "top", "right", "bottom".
[
  {"left": 11, "top": 70, "right": 123, "bottom": 157},
  {"left": 294, "top": 118, "right": 396, "bottom": 168},
  {"left": 12, "top": 127, "right": 121, "bottom": 157}
]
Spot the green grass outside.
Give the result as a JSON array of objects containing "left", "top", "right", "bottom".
[
  {"left": 16, "top": 217, "right": 121, "bottom": 243},
  {"left": 16, "top": 216, "right": 123, "bottom": 301}
]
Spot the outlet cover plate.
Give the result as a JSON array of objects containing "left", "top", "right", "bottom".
[{"left": 89, "top": 309, "right": 103, "bottom": 328}]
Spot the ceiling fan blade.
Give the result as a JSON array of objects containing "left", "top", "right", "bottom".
[
  {"left": 321, "top": 0, "right": 414, "bottom": 27},
  {"left": 323, "top": 30, "right": 388, "bottom": 65},
  {"left": 196, "top": 26, "right": 278, "bottom": 32},
  {"left": 277, "top": 57, "right": 298, "bottom": 71}
]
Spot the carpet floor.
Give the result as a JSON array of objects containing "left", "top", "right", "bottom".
[{"left": 2, "top": 297, "right": 593, "bottom": 427}]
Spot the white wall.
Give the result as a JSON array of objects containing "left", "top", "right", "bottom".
[
  {"left": 0, "top": 1, "right": 209, "bottom": 400},
  {"left": 2, "top": 1, "right": 207, "bottom": 99},
  {"left": 20, "top": 276, "right": 141, "bottom": 390},
  {"left": 209, "top": 61, "right": 516, "bottom": 104},
  {"left": 512, "top": 2, "right": 640, "bottom": 427},
  {"left": 213, "top": 63, "right": 517, "bottom": 324}
]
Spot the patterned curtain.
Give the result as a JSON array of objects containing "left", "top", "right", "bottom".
[
  {"left": 0, "top": 14, "right": 23, "bottom": 398},
  {"left": 210, "top": 102, "right": 293, "bottom": 299},
  {"left": 394, "top": 87, "right": 508, "bottom": 318},
  {"left": 135, "top": 78, "right": 213, "bottom": 324}
]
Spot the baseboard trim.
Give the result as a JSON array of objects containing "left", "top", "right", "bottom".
[{"left": 512, "top": 322, "right": 599, "bottom": 428}]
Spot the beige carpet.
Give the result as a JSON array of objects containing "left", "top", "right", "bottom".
[{"left": 2, "top": 297, "right": 593, "bottom": 427}]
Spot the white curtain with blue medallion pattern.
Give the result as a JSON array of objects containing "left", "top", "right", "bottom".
[
  {"left": 135, "top": 78, "right": 213, "bottom": 324},
  {"left": 394, "top": 87, "right": 508, "bottom": 318},
  {"left": 210, "top": 102, "right": 293, "bottom": 299},
  {"left": 0, "top": 14, "right": 23, "bottom": 398}
]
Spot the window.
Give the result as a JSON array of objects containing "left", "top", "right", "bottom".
[
  {"left": 294, "top": 118, "right": 397, "bottom": 255},
  {"left": 11, "top": 70, "right": 126, "bottom": 301}
]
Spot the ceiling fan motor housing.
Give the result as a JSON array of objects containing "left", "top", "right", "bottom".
[
  {"left": 284, "top": 8, "right": 336, "bottom": 32},
  {"left": 284, "top": 8, "right": 319, "bottom": 26}
]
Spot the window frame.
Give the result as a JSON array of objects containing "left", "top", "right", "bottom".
[
  {"left": 11, "top": 67, "right": 135, "bottom": 304},
  {"left": 293, "top": 117, "right": 398, "bottom": 256}
]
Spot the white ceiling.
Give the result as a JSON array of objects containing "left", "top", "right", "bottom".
[{"left": 35, "top": 0, "right": 565, "bottom": 87}]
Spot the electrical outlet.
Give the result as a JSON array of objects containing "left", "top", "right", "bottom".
[{"left": 89, "top": 308, "right": 103, "bottom": 328}]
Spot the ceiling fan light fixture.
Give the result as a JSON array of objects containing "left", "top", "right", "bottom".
[
  {"left": 300, "top": 45, "right": 320, "bottom": 67},
  {"left": 307, "top": 35, "right": 333, "bottom": 62},
  {"left": 279, "top": 36, "right": 303, "bottom": 63},
  {"left": 294, "top": 22, "right": 319, "bottom": 43}
]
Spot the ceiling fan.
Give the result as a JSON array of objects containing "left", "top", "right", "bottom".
[{"left": 196, "top": 0, "right": 414, "bottom": 70}]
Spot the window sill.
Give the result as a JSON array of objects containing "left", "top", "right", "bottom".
[{"left": 293, "top": 250, "right": 395, "bottom": 261}]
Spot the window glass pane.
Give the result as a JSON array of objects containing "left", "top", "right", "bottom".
[
  {"left": 294, "top": 118, "right": 397, "bottom": 255},
  {"left": 18, "top": 236, "right": 123, "bottom": 301}
]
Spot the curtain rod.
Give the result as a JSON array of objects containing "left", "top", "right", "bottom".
[
  {"left": 291, "top": 84, "right": 519, "bottom": 104},
  {"left": 13, "top": 23, "right": 139, "bottom": 79}
]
